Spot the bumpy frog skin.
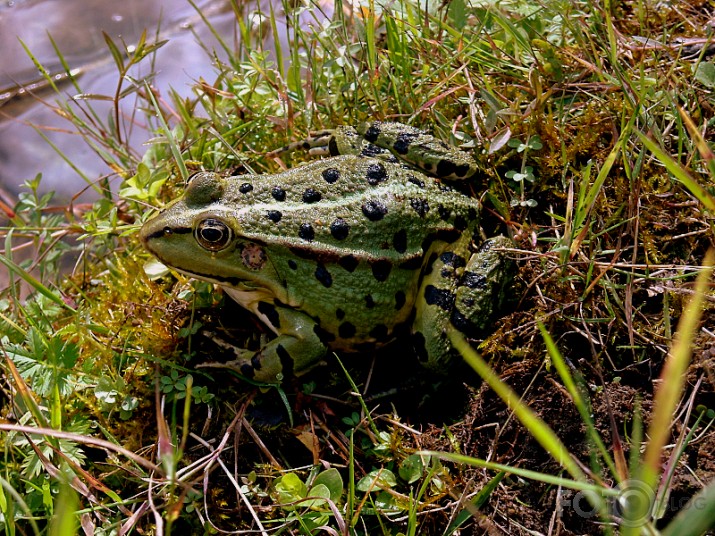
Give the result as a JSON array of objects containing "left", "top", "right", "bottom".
[{"left": 140, "top": 121, "right": 512, "bottom": 383}]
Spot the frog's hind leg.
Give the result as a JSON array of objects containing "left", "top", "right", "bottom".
[
  {"left": 268, "top": 125, "right": 397, "bottom": 161},
  {"left": 451, "top": 235, "right": 514, "bottom": 337},
  {"left": 411, "top": 235, "right": 513, "bottom": 371},
  {"left": 411, "top": 234, "right": 472, "bottom": 371},
  {"left": 356, "top": 121, "right": 478, "bottom": 180}
]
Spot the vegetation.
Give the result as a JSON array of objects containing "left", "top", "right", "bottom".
[{"left": 1, "top": 0, "right": 714, "bottom": 534}]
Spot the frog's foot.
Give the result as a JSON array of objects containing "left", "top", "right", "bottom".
[
  {"left": 198, "top": 302, "right": 330, "bottom": 383},
  {"left": 198, "top": 346, "right": 287, "bottom": 384},
  {"left": 267, "top": 125, "right": 399, "bottom": 162},
  {"left": 267, "top": 130, "right": 336, "bottom": 158},
  {"left": 196, "top": 330, "right": 278, "bottom": 380},
  {"left": 197, "top": 337, "right": 326, "bottom": 384}
]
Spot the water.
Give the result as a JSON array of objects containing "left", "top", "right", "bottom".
[{"left": 0, "top": 0, "right": 239, "bottom": 202}]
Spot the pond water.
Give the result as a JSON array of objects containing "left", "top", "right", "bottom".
[{"left": 0, "top": 0, "right": 307, "bottom": 204}]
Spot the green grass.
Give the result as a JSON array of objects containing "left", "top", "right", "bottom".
[{"left": 1, "top": 0, "right": 715, "bottom": 533}]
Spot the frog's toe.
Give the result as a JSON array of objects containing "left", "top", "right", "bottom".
[
  {"left": 308, "top": 146, "right": 331, "bottom": 156},
  {"left": 197, "top": 352, "right": 286, "bottom": 384}
]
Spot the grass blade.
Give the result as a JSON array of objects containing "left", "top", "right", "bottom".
[
  {"left": 0, "top": 253, "right": 75, "bottom": 312},
  {"left": 538, "top": 322, "right": 619, "bottom": 480},
  {"left": 662, "top": 479, "right": 715, "bottom": 536},
  {"left": 640, "top": 249, "right": 714, "bottom": 487},
  {"left": 450, "top": 331, "right": 588, "bottom": 484}
]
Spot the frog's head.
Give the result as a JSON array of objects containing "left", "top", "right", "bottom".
[{"left": 139, "top": 172, "right": 271, "bottom": 287}]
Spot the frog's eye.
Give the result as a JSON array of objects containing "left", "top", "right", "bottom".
[
  {"left": 195, "top": 218, "right": 232, "bottom": 251},
  {"left": 186, "top": 171, "right": 204, "bottom": 185}
]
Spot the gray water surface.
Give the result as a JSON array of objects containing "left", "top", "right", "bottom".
[{"left": 0, "top": 0, "right": 239, "bottom": 202}]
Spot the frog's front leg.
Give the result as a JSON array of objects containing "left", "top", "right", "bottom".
[
  {"left": 412, "top": 235, "right": 512, "bottom": 370},
  {"left": 205, "top": 301, "right": 328, "bottom": 383}
]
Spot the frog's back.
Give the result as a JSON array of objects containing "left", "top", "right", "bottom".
[{"left": 225, "top": 155, "right": 480, "bottom": 263}]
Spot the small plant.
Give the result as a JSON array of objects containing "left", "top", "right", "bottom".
[
  {"left": 506, "top": 135, "right": 542, "bottom": 207},
  {"left": 273, "top": 467, "right": 344, "bottom": 512},
  {"left": 159, "top": 370, "right": 214, "bottom": 404},
  {"left": 94, "top": 376, "right": 140, "bottom": 419}
]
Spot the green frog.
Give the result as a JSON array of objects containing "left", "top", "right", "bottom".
[{"left": 140, "top": 121, "right": 512, "bottom": 383}]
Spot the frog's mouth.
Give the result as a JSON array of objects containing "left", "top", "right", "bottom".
[
  {"left": 140, "top": 224, "right": 192, "bottom": 245},
  {"left": 160, "top": 260, "right": 248, "bottom": 290}
]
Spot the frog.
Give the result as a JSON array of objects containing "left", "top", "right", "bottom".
[{"left": 139, "top": 121, "right": 513, "bottom": 383}]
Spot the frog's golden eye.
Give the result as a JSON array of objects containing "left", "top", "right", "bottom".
[{"left": 195, "top": 218, "right": 232, "bottom": 251}]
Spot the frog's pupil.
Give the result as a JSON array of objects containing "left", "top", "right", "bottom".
[{"left": 202, "top": 228, "right": 223, "bottom": 241}]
